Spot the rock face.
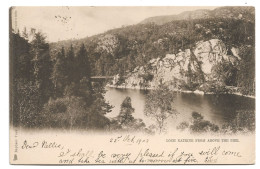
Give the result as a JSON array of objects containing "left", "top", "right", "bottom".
[
  {"left": 97, "top": 34, "right": 119, "bottom": 55},
  {"left": 111, "top": 39, "right": 239, "bottom": 91},
  {"left": 194, "top": 39, "right": 228, "bottom": 74}
]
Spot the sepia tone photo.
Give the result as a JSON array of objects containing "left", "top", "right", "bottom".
[{"left": 9, "top": 6, "right": 255, "bottom": 164}]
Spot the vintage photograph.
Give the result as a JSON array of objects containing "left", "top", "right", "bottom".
[{"left": 9, "top": 6, "right": 255, "bottom": 164}]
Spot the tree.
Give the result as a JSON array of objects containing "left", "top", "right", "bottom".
[
  {"left": 237, "top": 46, "right": 255, "bottom": 95},
  {"left": 144, "top": 86, "right": 178, "bottom": 133},
  {"left": 77, "top": 77, "right": 93, "bottom": 105},
  {"left": 10, "top": 32, "right": 32, "bottom": 81},
  {"left": 76, "top": 43, "right": 92, "bottom": 82},
  {"left": 66, "top": 44, "right": 75, "bottom": 81},
  {"left": 51, "top": 47, "right": 68, "bottom": 97},
  {"left": 91, "top": 82, "right": 113, "bottom": 115},
  {"left": 109, "top": 96, "right": 146, "bottom": 132},
  {"left": 30, "top": 32, "right": 53, "bottom": 105},
  {"left": 126, "top": 54, "right": 136, "bottom": 71},
  {"left": 10, "top": 32, "right": 36, "bottom": 127},
  {"left": 22, "top": 27, "right": 28, "bottom": 40},
  {"left": 117, "top": 96, "right": 135, "bottom": 126},
  {"left": 212, "top": 61, "right": 238, "bottom": 86},
  {"left": 138, "top": 72, "right": 154, "bottom": 89}
]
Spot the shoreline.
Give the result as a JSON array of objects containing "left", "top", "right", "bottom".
[{"left": 106, "top": 84, "right": 255, "bottom": 99}]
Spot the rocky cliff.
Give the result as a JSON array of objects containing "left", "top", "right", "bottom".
[{"left": 110, "top": 39, "right": 240, "bottom": 93}]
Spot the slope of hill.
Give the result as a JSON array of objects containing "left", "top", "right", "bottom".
[
  {"left": 140, "top": 6, "right": 255, "bottom": 25},
  {"left": 49, "top": 6, "right": 255, "bottom": 95}
]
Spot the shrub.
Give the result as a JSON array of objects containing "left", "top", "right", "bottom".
[
  {"left": 176, "top": 121, "right": 189, "bottom": 131},
  {"left": 14, "top": 80, "right": 41, "bottom": 128},
  {"left": 44, "top": 98, "right": 67, "bottom": 114},
  {"left": 190, "top": 112, "right": 219, "bottom": 133},
  {"left": 42, "top": 97, "right": 88, "bottom": 129},
  {"left": 138, "top": 73, "right": 154, "bottom": 82},
  {"left": 177, "top": 112, "right": 219, "bottom": 133},
  {"left": 200, "top": 81, "right": 230, "bottom": 94},
  {"left": 222, "top": 110, "right": 255, "bottom": 133}
]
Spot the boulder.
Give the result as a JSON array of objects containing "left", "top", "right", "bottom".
[{"left": 231, "top": 47, "right": 241, "bottom": 60}]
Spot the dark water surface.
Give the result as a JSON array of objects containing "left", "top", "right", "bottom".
[{"left": 104, "top": 87, "right": 255, "bottom": 128}]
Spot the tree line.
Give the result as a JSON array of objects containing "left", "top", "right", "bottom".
[
  {"left": 10, "top": 29, "right": 163, "bottom": 133},
  {"left": 10, "top": 30, "right": 113, "bottom": 130}
]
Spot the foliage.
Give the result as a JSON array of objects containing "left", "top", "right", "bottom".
[
  {"left": 138, "top": 73, "right": 154, "bottom": 82},
  {"left": 144, "top": 86, "right": 178, "bottom": 133},
  {"left": 212, "top": 61, "right": 238, "bottom": 86},
  {"left": 49, "top": 16, "right": 255, "bottom": 96},
  {"left": 75, "top": 44, "right": 92, "bottom": 82},
  {"left": 189, "top": 112, "right": 219, "bottom": 133},
  {"left": 199, "top": 81, "right": 230, "bottom": 94},
  {"left": 138, "top": 73, "right": 154, "bottom": 89},
  {"left": 11, "top": 8, "right": 256, "bottom": 131},
  {"left": 176, "top": 112, "right": 220, "bottom": 133},
  {"left": 66, "top": 44, "right": 76, "bottom": 81},
  {"left": 51, "top": 47, "right": 67, "bottom": 97},
  {"left": 180, "top": 80, "right": 200, "bottom": 91},
  {"left": 42, "top": 95, "right": 112, "bottom": 130},
  {"left": 30, "top": 32, "right": 54, "bottom": 105},
  {"left": 63, "top": 82, "right": 77, "bottom": 97},
  {"left": 118, "top": 96, "right": 135, "bottom": 125},
  {"left": 15, "top": 80, "right": 41, "bottom": 128},
  {"left": 115, "top": 75, "right": 125, "bottom": 86},
  {"left": 10, "top": 31, "right": 113, "bottom": 130},
  {"left": 42, "top": 96, "right": 87, "bottom": 129},
  {"left": 10, "top": 32, "right": 31, "bottom": 80},
  {"left": 236, "top": 46, "right": 255, "bottom": 95},
  {"left": 177, "top": 110, "right": 255, "bottom": 134},
  {"left": 222, "top": 110, "right": 255, "bottom": 133},
  {"left": 108, "top": 96, "right": 147, "bottom": 132},
  {"left": 10, "top": 31, "right": 53, "bottom": 127},
  {"left": 176, "top": 121, "right": 189, "bottom": 131}
]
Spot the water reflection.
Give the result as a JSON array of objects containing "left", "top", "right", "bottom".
[{"left": 104, "top": 87, "right": 255, "bottom": 128}]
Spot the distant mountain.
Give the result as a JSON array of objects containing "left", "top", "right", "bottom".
[{"left": 140, "top": 6, "right": 255, "bottom": 25}]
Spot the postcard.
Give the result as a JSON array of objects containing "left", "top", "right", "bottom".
[{"left": 9, "top": 6, "right": 255, "bottom": 164}]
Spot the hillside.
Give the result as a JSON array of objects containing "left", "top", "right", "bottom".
[
  {"left": 140, "top": 6, "right": 255, "bottom": 25},
  {"left": 49, "top": 6, "right": 255, "bottom": 95},
  {"left": 109, "top": 39, "right": 243, "bottom": 94}
]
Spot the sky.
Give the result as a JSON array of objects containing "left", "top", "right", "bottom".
[{"left": 12, "top": 6, "right": 217, "bottom": 42}]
